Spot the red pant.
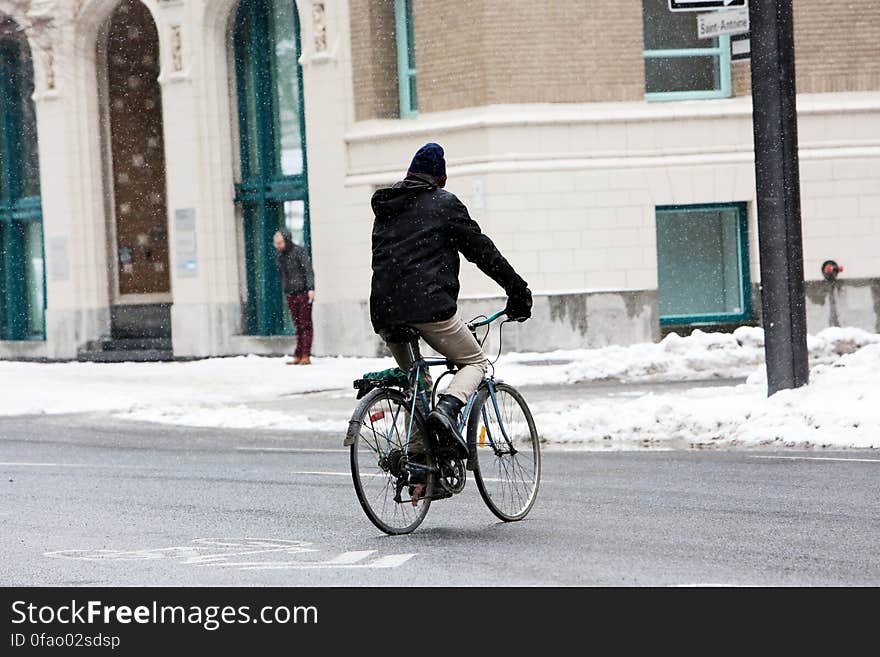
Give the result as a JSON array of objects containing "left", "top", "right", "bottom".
[{"left": 286, "top": 293, "right": 313, "bottom": 358}]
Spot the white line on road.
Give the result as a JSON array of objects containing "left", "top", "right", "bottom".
[
  {"left": 750, "top": 456, "right": 880, "bottom": 464},
  {"left": 1, "top": 462, "right": 531, "bottom": 485},
  {"left": 291, "top": 469, "right": 526, "bottom": 483},
  {"left": 322, "top": 550, "right": 376, "bottom": 565},
  {"left": 0, "top": 461, "right": 135, "bottom": 469},
  {"left": 236, "top": 447, "right": 348, "bottom": 454},
  {"left": 671, "top": 583, "right": 757, "bottom": 588},
  {"left": 194, "top": 550, "right": 417, "bottom": 570},
  {"left": 230, "top": 553, "right": 417, "bottom": 570}
]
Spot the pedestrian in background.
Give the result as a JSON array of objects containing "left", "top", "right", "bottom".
[{"left": 273, "top": 228, "right": 315, "bottom": 365}]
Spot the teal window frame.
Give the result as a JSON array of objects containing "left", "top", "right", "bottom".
[
  {"left": 656, "top": 202, "right": 752, "bottom": 326},
  {"left": 233, "top": 0, "right": 310, "bottom": 336},
  {"left": 644, "top": 35, "right": 731, "bottom": 101},
  {"left": 394, "top": 0, "right": 417, "bottom": 118},
  {"left": 0, "top": 36, "right": 44, "bottom": 341},
  {"left": 642, "top": 0, "right": 732, "bottom": 102}
]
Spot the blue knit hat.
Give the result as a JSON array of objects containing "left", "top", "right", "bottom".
[{"left": 407, "top": 142, "right": 446, "bottom": 183}]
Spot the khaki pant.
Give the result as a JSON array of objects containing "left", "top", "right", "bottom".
[{"left": 384, "top": 315, "right": 488, "bottom": 454}]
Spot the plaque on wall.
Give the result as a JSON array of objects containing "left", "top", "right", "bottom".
[{"left": 175, "top": 207, "right": 198, "bottom": 278}]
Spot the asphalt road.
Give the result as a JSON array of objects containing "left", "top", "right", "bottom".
[{"left": 1, "top": 413, "right": 878, "bottom": 586}]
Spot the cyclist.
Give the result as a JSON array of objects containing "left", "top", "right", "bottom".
[{"left": 369, "top": 142, "right": 532, "bottom": 494}]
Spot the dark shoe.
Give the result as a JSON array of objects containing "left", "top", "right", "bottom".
[{"left": 428, "top": 395, "right": 468, "bottom": 458}]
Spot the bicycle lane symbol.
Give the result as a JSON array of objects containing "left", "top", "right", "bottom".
[{"left": 44, "top": 538, "right": 417, "bottom": 570}]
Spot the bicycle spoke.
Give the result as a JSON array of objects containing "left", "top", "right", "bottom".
[
  {"left": 473, "top": 385, "right": 540, "bottom": 521},
  {"left": 351, "top": 390, "right": 431, "bottom": 534}
]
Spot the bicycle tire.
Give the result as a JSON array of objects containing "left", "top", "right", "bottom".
[
  {"left": 349, "top": 387, "right": 434, "bottom": 535},
  {"left": 467, "top": 382, "right": 541, "bottom": 521}
]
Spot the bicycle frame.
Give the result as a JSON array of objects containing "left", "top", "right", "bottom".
[{"left": 368, "top": 309, "right": 517, "bottom": 474}]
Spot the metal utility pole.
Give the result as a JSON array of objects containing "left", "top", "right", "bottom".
[{"left": 748, "top": 0, "right": 809, "bottom": 395}]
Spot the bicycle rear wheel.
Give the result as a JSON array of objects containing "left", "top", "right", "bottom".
[
  {"left": 349, "top": 387, "right": 434, "bottom": 535},
  {"left": 467, "top": 383, "right": 541, "bottom": 521}
]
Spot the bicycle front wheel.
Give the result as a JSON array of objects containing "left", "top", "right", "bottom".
[
  {"left": 350, "top": 387, "right": 434, "bottom": 535},
  {"left": 467, "top": 383, "right": 541, "bottom": 521}
]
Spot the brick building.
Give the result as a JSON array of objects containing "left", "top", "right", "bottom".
[{"left": 0, "top": 0, "right": 878, "bottom": 361}]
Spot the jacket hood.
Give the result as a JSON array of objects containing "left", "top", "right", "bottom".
[{"left": 371, "top": 175, "right": 437, "bottom": 221}]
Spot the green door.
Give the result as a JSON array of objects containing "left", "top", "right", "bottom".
[
  {"left": 656, "top": 203, "right": 751, "bottom": 326},
  {"left": 0, "top": 26, "right": 44, "bottom": 341},
  {"left": 233, "top": 0, "right": 309, "bottom": 336}
]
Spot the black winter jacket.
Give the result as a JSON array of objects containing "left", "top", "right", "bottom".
[
  {"left": 370, "top": 175, "right": 528, "bottom": 332},
  {"left": 275, "top": 230, "right": 315, "bottom": 296}
]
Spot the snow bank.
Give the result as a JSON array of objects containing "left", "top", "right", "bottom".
[
  {"left": 121, "top": 405, "right": 342, "bottom": 433},
  {"left": 497, "top": 325, "right": 879, "bottom": 387},
  {"left": 1, "top": 326, "right": 878, "bottom": 450},
  {"left": 532, "top": 342, "right": 880, "bottom": 449},
  {"left": 0, "top": 355, "right": 392, "bottom": 417}
]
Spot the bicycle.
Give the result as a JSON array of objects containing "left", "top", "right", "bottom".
[{"left": 344, "top": 310, "right": 541, "bottom": 535}]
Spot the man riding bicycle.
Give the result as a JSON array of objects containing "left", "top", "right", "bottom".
[{"left": 369, "top": 142, "right": 533, "bottom": 492}]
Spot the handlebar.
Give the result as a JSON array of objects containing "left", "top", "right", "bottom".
[{"left": 468, "top": 309, "right": 507, "bottom": 330}]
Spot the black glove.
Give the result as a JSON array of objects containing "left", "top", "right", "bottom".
[{"left": 505, "top": 287, "right": 532, "bottom": 322}]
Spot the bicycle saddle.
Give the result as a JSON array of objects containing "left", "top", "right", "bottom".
[{"left": 379, "top": 325, "right": 420, "bottom": 343}]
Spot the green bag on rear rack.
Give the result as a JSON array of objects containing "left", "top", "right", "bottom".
[{"left": 352, "top": 367, "right": 409, "bottom": 399}]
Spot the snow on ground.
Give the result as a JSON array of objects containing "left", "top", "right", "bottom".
[
  {"left": 496, "top": 325, "right": 879, "bottom": 386},
  {"left": 0, "top": 355, "right": 392, "bottom": 417},
  {"left": 121, "top": 404, "right": 343, "bottom": 434},
  {"left": 534, "top": 343, "right": 880, "bottom": 450},
  {"left": 1, "top": 326, "right": 878, "bottom": 449}
]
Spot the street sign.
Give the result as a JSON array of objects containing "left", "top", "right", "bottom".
[
  {"left": 697, "top": 7, "right": 749, "bottom": 38},
  {"left": 731, "top": 32, "right": 750, "bottom": 60},
  {"left": 669, "top": 0, "right": 747, "bottom": 11}
]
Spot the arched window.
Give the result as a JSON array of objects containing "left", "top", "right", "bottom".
[
  {"left": 0, "top": 19, "right": 43, "bottom": 340},
  {"left": 233, "top": 0, "right": 309, "bottom": 336}
]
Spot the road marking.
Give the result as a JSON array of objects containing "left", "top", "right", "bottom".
[
  {"left": 291, "top": 469, "right": 521, "bottom": 484},
  {"left": 671, "top": 583, "right": 756, "bottom": 588},
  {"left": 0, "top": 461, "right": 135, "bottom": 469},
  {"left": 3, "top": 462, "right": 537, "bottom": 485},
  {"left": 750, "top": 455, "right": 880, "bottom": 464},
  {"left": 46, "top": 538, "right": 416, "bottom": 570},
  {"left": 236, "top": 447, "right": 348, "bottom": 454},
  {"left": 322, "top": 550, "right": 376, "bottom": 565},
  {"left": 226, "top": 553, "right": 417, "bottom": 570}
]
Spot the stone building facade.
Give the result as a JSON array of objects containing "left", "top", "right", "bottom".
[{"left": 0, "top": 0, "right": 878, "bottom": 361}]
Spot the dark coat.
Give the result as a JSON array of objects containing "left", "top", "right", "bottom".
[
  {"left": 369, "top": 175, "right": 528, "bottom": 332},
  {"left": 275, "top": 230, "right": 315, "bottom": 296}
]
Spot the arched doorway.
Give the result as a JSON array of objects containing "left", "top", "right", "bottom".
[
  {"left": 103, "top": 0, "right": 171, "bottom": 338},
  {"left": 233, "top": 0, "right": 309, "bottom": 336},
  {"left": 0, "top": 17, "right": 44, "bottom": 341}
]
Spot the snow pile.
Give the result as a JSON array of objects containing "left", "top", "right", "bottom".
[
  {"left": 121, "top": 404, "right": 342, "bottom": 433},
  {"left": 0, "top": 355, "right": 392, "bottom": 417},
  {"left": 498, "top": 326, "right": 879, "bottom": 386},
  {"left": 532, "top": 342, "right": 880, "bottom": 449},
  {"left": 1, "top": 326, "right": 878, "bottom": 450}
]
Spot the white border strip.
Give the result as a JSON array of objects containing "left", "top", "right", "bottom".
[{"left": 750, "top": 456, "right": 880, "bottom": 464}]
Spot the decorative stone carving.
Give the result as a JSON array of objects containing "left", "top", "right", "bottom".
[
  {"left": 170, "top": 24, "right": 182, "bottom": 71},
  {"left": 42, "top": 45, "right": 54, "bottom": 90},
  {"left": 312, "top": 1, "right": 327, "bottom": 53}
]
